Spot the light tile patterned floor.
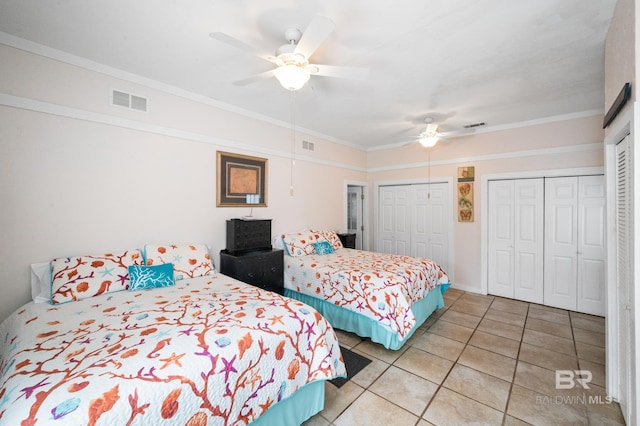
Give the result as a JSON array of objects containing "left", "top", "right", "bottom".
[{"left": 304, "top": 288, "right": 625, "bottom": 426}]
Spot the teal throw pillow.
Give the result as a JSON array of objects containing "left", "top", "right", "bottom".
[
  {"left": 128, "top": 263, "right": 174, "bottom": 291},
  {"left": 313, "top": 241, "right": 335, "bottom": 255}
]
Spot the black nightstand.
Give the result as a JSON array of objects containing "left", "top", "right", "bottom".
[
  {"left": 337, "top": 232, "right": 356, "bottom": 249},
  {"left": 219, "top": 249, "right": 284, "bottom": 295}
]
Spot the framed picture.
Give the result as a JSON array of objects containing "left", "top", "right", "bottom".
[
  {"left": 216, "top": 151, "right": 268, "bottom": 207},
  {"left": 458, "top": 166, "right": 475, "bottom": 182}
]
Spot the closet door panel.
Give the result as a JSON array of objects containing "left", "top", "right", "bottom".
[
  {"left": 379, "top": 187, "right": 396, "bottom": 253},
  {"left": 577, "top": 175, "right": 606, "bottom": 315},
  {"left": 412, "top": 186, "right": 430, "bottom": 259},
  {"left": 378, "top": 186, "right": 411, "bottom": 255},
  {"left": 514, "top": 179, "right": 544, "bottom": 303},
  {"left": 426, "top": 184, "right": 449, "bottom": 270},
  {"left": 544, "top": 177, "right": 578, "bottom": 310},
  {"left": 488, "top": 180, "right": 515, "bottom": 298}
]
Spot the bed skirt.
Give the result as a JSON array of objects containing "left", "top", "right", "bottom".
[
  {"left": 251, "top": 380, "right": 325, "bottom": 425},
  {"left": 284, "top": 283, "right": 449, "bottom": 350}
]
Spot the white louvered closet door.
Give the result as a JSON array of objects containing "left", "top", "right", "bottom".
[{"left": 616, "top": 135, "right": 632, "bottom": 423}]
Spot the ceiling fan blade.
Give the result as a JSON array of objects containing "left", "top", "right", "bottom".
[
  {"left": 294, "top": 16, "right": 335, "bottom": 59},
  {"left": 308, "top": 64, "right": 369, "bottom": 80},
  {"left": 209, "top": 32, "right": 279, "bottom": 64},
  {"left": 232, "top": 70, "right": 276, "bottom": 86}
]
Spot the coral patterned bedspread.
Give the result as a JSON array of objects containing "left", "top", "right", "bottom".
[
  {"left": 284, "top": 249, "right": 449, "bottom": 339},
  {"left": 0, "top": 275, "right": 345, "bottom": 426}
]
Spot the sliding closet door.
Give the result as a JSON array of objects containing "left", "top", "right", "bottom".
[
  {"left": 544, "top": 177, "right": 579, "bottom": 310},
  {"left": 577, "top": 175, "right": 606, "bottom": 315},
  {"left": 378, "top": 185, "right": 411, "bottom": 254}
]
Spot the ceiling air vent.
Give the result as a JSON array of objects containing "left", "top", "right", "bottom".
[
  {"left": 464, "top": 122, "right": 486, "bottom": 129},
  {"left": 111, "top": 89, "right": 148, "bottom": 112},
  {"left": 302, "top": 140, "right": 315, "bottom": 151}
]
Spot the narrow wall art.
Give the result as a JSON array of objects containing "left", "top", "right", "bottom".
[{"left": 458, "top": 166, "right": 474, "bottom": 222}]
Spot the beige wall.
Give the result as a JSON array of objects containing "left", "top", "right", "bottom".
[
  {"left": 0, "top": 39, "right": 607, "bottom": 321},
  {"left": 604, "top": 0, "right": 635, "bottom": 133},
  {"left": 602, "top": 0, "right": 638, "bottom": 417},
  {"left": 367, "top": 116, "right": 605, "bottom": 292},
  {"left": 0, "top": 44, "right": 367, "bottom": 322}
]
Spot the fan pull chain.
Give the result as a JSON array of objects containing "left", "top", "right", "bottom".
[
  {"left": 289, "top": 90, "right": 297, "bottom": 197},
  {"left": 427, "top": 147, "right": 431, "bottom": 199}
]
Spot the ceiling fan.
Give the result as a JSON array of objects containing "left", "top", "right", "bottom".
[
  {"left": 209, "top": 15, "right": 368, "bottom": 91},
  {"left": 404, "top": 117, "right": 475, "bottom": 148}
]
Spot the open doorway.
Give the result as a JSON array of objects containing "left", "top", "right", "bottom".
[{"left": 347, "top": 184, "right": 366, "bottom": 250}]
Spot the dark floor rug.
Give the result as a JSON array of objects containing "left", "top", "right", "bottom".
[{"left": 330, "top": 346, "right": 372, "bottom": 388}]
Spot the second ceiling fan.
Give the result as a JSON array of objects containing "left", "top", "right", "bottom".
[
  {"left": 405, "top": 117, "right": 476, "bottom": 148},
  {"left": 210, "top": 15, "right": 368, "bottom": 91}
]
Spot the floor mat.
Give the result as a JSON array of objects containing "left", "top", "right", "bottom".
[{"left": 330, "top": 346, "right": 372, "bottom": 388}]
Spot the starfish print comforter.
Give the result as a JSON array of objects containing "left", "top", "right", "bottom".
[
  {"left": 284, "top": 248, "right": 449, "bottom": 340},
  {"left": 0, "top": 274, "right": 345, "bottom": 425}
]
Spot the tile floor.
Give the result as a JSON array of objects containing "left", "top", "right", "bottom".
[{"left": 304, "top": 288, "right": 625, "bottom": 426}]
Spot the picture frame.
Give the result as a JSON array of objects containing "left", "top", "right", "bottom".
[{"left": 216, "top": 151, "right": 268, "bottom": 207}]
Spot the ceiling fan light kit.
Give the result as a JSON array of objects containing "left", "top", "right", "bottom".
[
  {"left": 274, "top": 64, "right": 310, "bottom": 91},
  {"left": 419, "top": 136, "right": 439, "bottom": 148},
  {"left": 210, "top": 15, "right": 367, "bottom": 92}
]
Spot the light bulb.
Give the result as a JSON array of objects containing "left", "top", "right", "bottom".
[{"left": 274, "top": 65, "right": 311, "bottom": 91}]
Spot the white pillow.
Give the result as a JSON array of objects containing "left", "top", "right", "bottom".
[
  {"left": 272, "top": 236, "right": 285, "bottom": 251},
  {"left": 30, "top": 262, "right": 51, "bottom": 303}
]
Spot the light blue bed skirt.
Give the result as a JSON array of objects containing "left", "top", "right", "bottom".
[
  {"left": 284, "top": 283, "right": 450, "bottom": 350},
  {"left": 250, "top": 379, "right": 325, "bottom": 426}
]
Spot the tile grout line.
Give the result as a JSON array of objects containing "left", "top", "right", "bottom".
[
  {"left": 502, "top": 300, "right": 530, "bottom": 425},
  {"left": 320, "top": 292, "right": 609, "bottom": 426},
  {"left": 417, "top": 292, "right": 504, "bottom": 424}
]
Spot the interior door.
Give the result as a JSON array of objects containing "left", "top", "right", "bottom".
[
  {"left": 378, "top": 185, "right": 411, "bottom": 254},
  {"left": 513, "top": 179, "right": 544, "bottom": 304},
  {"left": 576, "top": 175, "right": 605, "bottom": 315},
  {"left": 347, "top": 185, "right": 364, "bottom": 250},
  {"left": 488, "top": 180, "right": 515, "bottom": 298},
  {"left": 544, "top": 177, "right": 578, "bottom": 310}
]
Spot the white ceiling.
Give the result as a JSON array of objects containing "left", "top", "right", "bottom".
[{"left": 0, "top": 0, "right": 617, "bottom": 150}]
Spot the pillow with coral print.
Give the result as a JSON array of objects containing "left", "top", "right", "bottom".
[
  {"left": 143, "top": 244, "right": 215, "bottom": 280},
  {"left": 312, "top": 229, "right": 344, "bottom": 250},
  {"left": 128, "top": 263, "right": 174, "bottom": 291},
  {"left": 50, "top": 248, "right": 143, "bottom": 305},
  {"left": 281, "top": 230, "right": 322, "bottom": 257}
]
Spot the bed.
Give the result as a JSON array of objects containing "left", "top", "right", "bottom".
[
  {"left": 0, "top": 245, "right": 345, "bottom": 425},
  {"left": 278, "top": 230, "right": 450, "bottom": 350}
]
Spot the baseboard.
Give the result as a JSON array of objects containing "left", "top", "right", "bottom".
[{"left": 448, "top": 282, "right": 486, "bottom": 295}]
